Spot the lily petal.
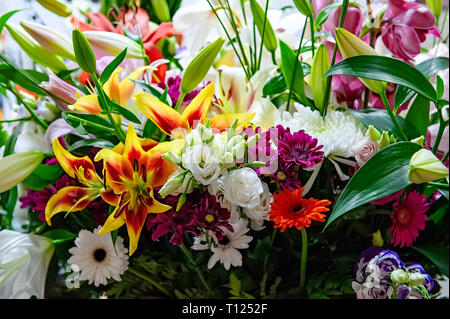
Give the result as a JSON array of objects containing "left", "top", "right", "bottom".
[
  {"left": 133, "top": 91, "right": 188, "bottom": 136},
  {"left": 119, "top": 65, "right": 155, "bottom": 106},
  {"left": 125, "top": 202, "right": 149, "bottom": 255},
  {"left": 52, "top": 138, "right": 102, "bottom": 187},
  {"left": 103, "top": 67, "right": 122, "bottom": 104},
  {"left": 97, "top": 208, "right": 126, "bottom": 235},
  {"left": 123, "top": 124, "right": 146, "bottom": 165},
  {"left": 182, "top": 82, "right": 215, "bottom": 129},
  {"left": 98, "top": 149, "right": 134, "bottom": 194},
  {"left": 210, "top": 113, "right": 256, "bottom": 132},
  {"left": 45, "top": 186, "right": 99, "bottom": 226},
  {"left": 69, "top": 94, "right": 102, "bottom": 115}
]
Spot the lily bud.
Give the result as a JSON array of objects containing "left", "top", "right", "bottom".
[
  {"left": 408, "top": 148, "right": 449, "bottom": 184},
  {"left": 72, "top": 29, "right": 97, "bottom": 74},
  {"left": 83, "top": 31, "right": 145, "bottom": 59},
  {"left": 250, "top": 0, "right": 278, "bottom": 52},
  {"left": 334, "top": 27, "right": 387, "bottom": 95},
  {"left": 410, "top": 136, "right": 425, "bottom": 147},
  {"left": 311, "top": 44, "right": 330, "bottom": 112},
  {"left": 391, "top": 269, "right": 409, "bottom": 284},
  {"left": 366, "top": 125, "right": 381, "bottom": 142},
  {"left": 180, "top": 38, "right": 225, "bottom": 94},
  {"left": 21, "top": 21, "right": 75, "bottom": 60},
  {"left": 159, "top": 172, "right": 185, "bottom": 198},
  {"left": 293, "top": 0, "right": 314, "bottom": 16},
  {"left": 426, "top": 0, "right": 443, "bottom": 19},
  {"left": 36, "top": 0, "right": 72, "bottom": 17},
  {"left": 5, "top": 24, "right": 66, "bottom": 73},
  {"left": 150, "top": 0, "right": 171, "bottom": 22},
  {"left": 0, "top": 152, "right": 44, "bottom": 193}
]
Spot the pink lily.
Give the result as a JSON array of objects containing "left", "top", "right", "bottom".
[{"left": 323, "top": 4, "right": 364, "bottom": 37}]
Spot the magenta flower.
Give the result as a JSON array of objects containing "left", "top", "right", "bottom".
[
  {"left": 323, "top": 4, "right": 364, "bottom": 37},
  {"left": 381, "top": 0, "right": 439, "bottom": 62},
  {"left": 312, "top": 0, "right": 331, "bottom": 17},
  {"left": 389, "top": 191, "right": 429, "bottom": 248},
  {"left": 41, "top": 68, "right": 84, "bottom": 111},
  {"left": 278, "top": 129, "right": 324, "bottom": 169},
  {"left": 157, "top": 75, "right": 205, "bottom": 107}
]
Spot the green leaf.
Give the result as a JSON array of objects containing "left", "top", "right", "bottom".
[
  {"left": 325, "top": 55, "right": 437, "bottom": 102},
  {"left": 347, "top": 108, "right": 419, "bottom": 139},
  {"left": 394, "top": 57, "right": 449, "bottom": 110},
  {"left": 250, "top": 0, "right": 277, "bottom": 52},
  {"left": 436, "top": 75, "right": 444, "bottom": 100},
  {"left": 263, "top": 73, "right": 287, "bottom": 96},
  {"left": 405, "top": 94, "right": 430, "bottom": 138},
  {"left": 22, "top": 164, "right": 64, "bottom": 190},
  {"left": 279, "top": 40, "right": 310, "bottom": 106},
  {"left": 67, "top": 138, "right": 115, "bottom": 152},
  {"left": 142, "top": 119, "right": 158, "bottom": 139},
  {"left": 324, "top": 142, "right": 422, "bottom": 229},
  {"left": 130, "top": 79, "right": 170, "bottom": 105},
  {"left": 0, "top": 10, "right": 21, "bottom": 35},
  {"left": 0, "top": 64, "right": 48, "bottom": 96},
  {"left": 106, "top": 101, "right": 142, "bottom": 124},
  {"left": 410, "top": 243, "right": 449, "bottom": 277},
  {"left": 100, "top": 48, "right": 127, "bottom": 85},
  {"left": 42, "top": 228, "right": 77, "bottom": 245}
]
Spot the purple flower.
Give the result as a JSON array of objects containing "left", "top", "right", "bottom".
[
  {"left": 157, "top": 75, "right": 206, "bottom": 107},
  {"left": 278, "top": 129, "right": 324, "bottom": 169}
]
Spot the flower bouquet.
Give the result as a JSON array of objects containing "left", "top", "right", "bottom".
[{"left": 0, "top": 0, "right": 448, "bottom": 300}]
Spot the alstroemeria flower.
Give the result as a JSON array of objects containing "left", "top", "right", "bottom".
[
  {"left": 70, "top": 66, "right": 152, "bottom": 115},
  {"left": 94, "top": 124, "right": 185, "bottom": 255},
  {"left": 133, "top": 83, "right": 255, "bottom": 138}
]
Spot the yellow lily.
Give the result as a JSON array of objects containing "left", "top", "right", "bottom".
[{"left": 132, "top": 82, "right": 255, "bottom": 139}]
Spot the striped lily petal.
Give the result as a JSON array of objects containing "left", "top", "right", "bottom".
[
  {"left": 45, "top": 186, "right": 99, "bottom": 226},
  {"left": 123, "top": 124, "right": 145, "bottom": 166},
  {"left": 52, "top": 138, "right": 102, "bottom": 187},
  {"left": 103, "top": 68, "right": 122, "bottom": 104},
  {"left": 69, "top": 94, "right": 102, "bottom": 114},
  {"left": 210, "top": 113, "right": 256, "bottom": 132},
  {"left": 119, "top": 65, "right": 155, "bottom": 106},
  {"left": 133, "top": 91, "right": 188, "bottom": 136},
  {"left": 98, "top": 149, "right": 134, "bottom": 194},
  {"left": 182, "top": 82, "right": 215, "bottom": 129},
  {"left": 97, "top": 208, "right": 126, "bottom": 235},
  {"left": 125, "top": 202, "right": 150, "bottom": 256}
]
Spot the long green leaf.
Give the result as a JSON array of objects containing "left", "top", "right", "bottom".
[
  {"left": 325, "top": 55, "right": 437, "bottom": 102},
  {"left": 405, "top": 94, "right": 430, "bottom": 137},
  {"left": 0, "top": 10, "right": 21, "bottom": 35},
  {"left": 410, "top": 244, "right": 449, "bottom": 277},
  {"left": 99, "top": 48, "right": 127, "bottom": 85},
  {"left": 324, "top": 142, "right": 422, "bottom": 229},
  {"left": 394, "top": 57, "right": 449, "bottom": 110}
]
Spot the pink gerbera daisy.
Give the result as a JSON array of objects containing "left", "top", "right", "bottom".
[{"left": 389, "top": 191, "right": 429, "bottom": 248}]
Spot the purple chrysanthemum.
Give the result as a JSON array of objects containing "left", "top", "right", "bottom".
[
  {"left": 278, "top": 129, "right": 324, "bottom": 169},
  {"left": 157, "top": 76, "right": 206, "bottom": 107}
]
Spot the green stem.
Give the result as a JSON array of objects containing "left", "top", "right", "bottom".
[
  {"left": 321, "top": 0, "right": 350, "bottom": 117},
  {"left": 257, "top": 0, "right": 270, "bottom": 70},
  {"left": 310, "top": 15, "right": 315, "bottom": 57},
  {"left": 10, "top": 88, "right": 48, "bottom": 130},
  {"left": 127, "top": 267, "right": 170, "bottom": 296},
  {"left": 174, "top": 92, "right": 187, "bottom": 112},
  {"left": 380, "top": 89, "right": 408, "bottom": 141},
  {"left": 260, "top": 228, "right": 277, "bottom": 296},
  {"left": 179, "top": 243, "right": 213, "bottom": 294},
  {"left": 427, "top": 182, "right": 449, "bottom": 189},
  {"left": 0, "top": 117, "right": 32, "bottom": 123},
  {"left": 300, "top": 227, "right": 308, "bottom": 291},
  {"left": 65, "top": 114, "right": 115, "bottom": 133},
  {"left": 286, "top": 17, "right": 309, "bottom": 113},
  {"left": 432, "top": 105, "right": 445, "bottom": 154},
  {"left": 442, "top": 151, "right": 449, "bottom": 163}
]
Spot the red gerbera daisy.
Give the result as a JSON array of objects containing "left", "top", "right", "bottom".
[
  {"left": 389, "top": 190, "right": 429, "bottom": 248},
  {"left": 269, "top": 187, "right": 332, "bottom": 232}
]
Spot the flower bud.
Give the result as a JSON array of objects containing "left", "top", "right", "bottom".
[
  {"left": 180, "top": 38, "right": 225, "bottom": 94},
  {"left": 366, "top": 125, "right": 381, "bottom": 142},
  {"left": 232, "top": 141, "right": 246, "bottom": 159},
  {"left": 293, "top": 0, "right": 314, "bottom": 16},
  {"left": 227, "top": 135, "right": 244, "bottom": 150},
  {"left": 391, "top": 269, "right": 409, "bottom": 284},
  {"left": 408, "top": 148, "right": 449, "bottom": 184},
  {"left": 378, "top": 131, "right": 391, "bottom": 148},
  {"left": 159, "top": 172, "right": 186, "bottom": 198},
  {"left": 311, "top": 44, "right": 330, "bottom": 112},
  {"left": 83, "top": 31, "right": 145, "bottom": 59},
  {"left": 150, "top": 0, "right": 171, "bottom": 22},
  {"left": 161, "top": 151, "right": 182, "bottom": 164},
  {"left": 176, "top": 193, "right": 187, "bottom": 212},
  {"left": 5, "top": 24, "right": 66, "bottom": 72},
  {"left": 0, "top": 152, "right": 44, "bottom": 193},
  {"left": 334, "top": 27, "right": 387, "bottom": 95},
  {"left": 371, "top": 229, "right": 384, "bottom": 247},
  {"left": 197, "top": 124, "right": 214, "bottom": 143},
  {"left": 250, "top": 0, "right": 278, "bottom": 52},
  {"left": 408, "top": 272, "right": 426, "bottom": 286},
  {"left": 21, "top": 21, "right": 75, "bottom": 61},
  {"left": 36, "top": 0, "right": 72, "bottom": 17},
  {"left": 426, "top": 0, "right": 443, "bottom": 19},
  {"left": 410, "top": 136, "right": 425, "bottom": 147},
  {"left": 222, "top": 152, "right": 235, "bottom": 167},
  {"left": 72, "top": 29, "right": 97, "bottom": 74}
]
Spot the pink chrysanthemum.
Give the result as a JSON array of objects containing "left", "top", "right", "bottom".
[
  {"left": 278, "top": 129, "right": 324, "bottom": 169},
  {"left": 389, "top": 191, "right": 429, "bottom": 248}
]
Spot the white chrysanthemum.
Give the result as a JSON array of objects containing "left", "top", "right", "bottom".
[
  {"left": 192, "top": 218, "right": 253, "bottom": 270},
  {"left": 68, "top": 227, "right": 129, "bottom": 287},
  {"left": 281, "top": 103, "right": 365, "bottom": 158}
]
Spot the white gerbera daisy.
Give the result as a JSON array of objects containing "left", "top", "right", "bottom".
[
  {"left": 192, "top": 218, "right": 253, "bottom": 270},
  {"left": 68, "top": 227, "right": 129, "bottom": 287},
  {"left": 281, "top": 103, "right": 366, "bottom": 180}
]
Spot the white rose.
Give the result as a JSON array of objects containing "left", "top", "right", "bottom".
[
  {"left": 0, "top": 230, "right": 54, "bottom": 299},
  {"left": 182, "top": 144, "right": 222, "bottom": 185},
  {"left": 244, "top": 182, "right": 273, "bottom": 230},
  {"left": 223, "top": 167, "right": 263, "bottom": 209},
  {"left": 352, "top": 138, "right": 380, "bottom": 167}
]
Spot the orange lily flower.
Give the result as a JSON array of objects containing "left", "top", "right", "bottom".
[
  {"left": 94, "top": 124, "right": 185, "bottom": 255},
  {"left": 132, "top": 83, "right": 255, "bottom": 138},
  {"left": 70, "top": 66, "right": 152, "bottom": 115}
]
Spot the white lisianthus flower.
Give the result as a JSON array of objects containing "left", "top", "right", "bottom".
[
  {"left": 182, "top": 144, "right": 222, "bottom": 185},
  {"left": 14, "top": 122, "right": 52, "bottom": 153},
  {"left": 223, "top": 167, "right": 263, "bottom": 209},
  {"left": 192, "top": 218, "right": 253, "bottom": 270},
  {"left": 208, "top": 176, "right": 240, "bottom": 224},
  {"left": 68, "top": 227, "right": 129, "bottom": 287},
  {"left": 244, "top": 182, "right": 273, "bottom": 231},
  {"left": 0, "top": 230, "right": 54, "bottom": 299},
  {"left": 352, "top": 137, "right": 380, "bottom": 167}
]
